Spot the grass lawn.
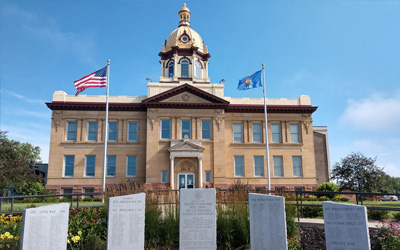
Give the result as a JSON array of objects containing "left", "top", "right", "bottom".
[{"left": 0, "top": 201, "right": 104, "bottom": 212}]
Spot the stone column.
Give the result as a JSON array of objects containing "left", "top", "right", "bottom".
[
  {"left": 198, "top": 155, "right": 203, "bottom": 189},
  {"left": 170, "top": 156, "right": 175, "bottom": 190}
]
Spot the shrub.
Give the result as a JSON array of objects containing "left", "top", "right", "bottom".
[
  {"left": 318, "top": 196, "right": 329, "bottom": 201},
  {"left": 14, "top": 182, "right": 46, "bottom": 196},
  {"left": 315, "top": 182, "right": 339, "bottom": 199},
  {"left": 286, "top": 205, "right": 298, "bottom": 238},
  {"left": 82, "top": 197, "right": 93, "bottom": 202},
  {"left": 301, "top": 206, "right": 323, "bottom": 218},
  {"left": 393, "top": 212, "right": 400, "bottom": 222},
  {"left": 368, "top": 209, "right": 390, "bottom": 221},
  {"left": 372, "top": 219, "right": 400, "bottom": 250},
  {"left": 59, "top": 197, "right": 72, "bottom": 202},
  {"left": 44, "top": 197, "right": 59, "bottom": 202},
  {"left": 305, "top": 195, "right": 318, "bottom": 201}
]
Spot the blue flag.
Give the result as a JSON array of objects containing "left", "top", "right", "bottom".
[{"left": 237, "top": 69, "right": 262, "bottom": 90}]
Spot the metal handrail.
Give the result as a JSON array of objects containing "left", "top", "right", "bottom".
[{"left": 0, "top": 192, "right": 102, "bottom": 214}]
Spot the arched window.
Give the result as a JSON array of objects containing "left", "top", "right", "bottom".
[
  {"left": 195, "top": 61, "right": 202, "bottom": 78},
  {"left": 181, "top": 59, "right": 189, "bottom": 78},
  {"left": 168, "top": 61, "right": 174, "bottom": 78}
]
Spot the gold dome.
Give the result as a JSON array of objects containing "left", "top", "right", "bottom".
[{"left": 163, "top": 4, "right": 205, "bottom": 53}]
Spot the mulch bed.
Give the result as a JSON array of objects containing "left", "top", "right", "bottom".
[{"left": 299, "top": 224, "right": 378, "bottom": 250}]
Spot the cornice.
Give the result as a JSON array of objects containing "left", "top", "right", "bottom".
[
  {"left": 225, "top": 104, "right": 318, "bottom": 114},
  {"left": 46, "top": 102, "right": 146, "bottom": 111}
]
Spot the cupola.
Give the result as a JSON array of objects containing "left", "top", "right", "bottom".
[{"left": 159, "top": 4, "right": 211, "bottom": 84}]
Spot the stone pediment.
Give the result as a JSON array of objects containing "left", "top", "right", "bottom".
[
  {"left": 160, "top": 91, "right": 211, "bottom": 104},
  {"left": 142, "top": 84, "right": 229, "bottom": 109},
  {"left": 169, "top": 140, "right": 204, "bottom": 152}
]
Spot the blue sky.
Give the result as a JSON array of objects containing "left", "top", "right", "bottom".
[{"left": 1, "top": 1, "right": 399, "bottom": 177}]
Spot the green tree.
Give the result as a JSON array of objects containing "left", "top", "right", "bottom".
[
  {"left": 383, "top": 175, "right": 400, "bottom": 193},
  {"left": 315, "top": 182, "right": 339, "bottom": 199},
  {"left": 331, "top": 152, "right": 386, "bottom": 193},
  {"left": 0, "top": 131, "right": 42, "bottom": 196}
]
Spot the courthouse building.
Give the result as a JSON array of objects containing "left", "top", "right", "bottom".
[{"left": 46, "top": 4, "right": 330, "bottom": 194}]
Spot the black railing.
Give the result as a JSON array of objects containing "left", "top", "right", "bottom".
[
  {"left": 0, "top": 192, "right": 102, "bottom": 214},
  {"left": 294, "top": 190, "right": 400, "bottom": 221}
]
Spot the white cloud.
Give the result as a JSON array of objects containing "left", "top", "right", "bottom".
[
  {"left": 2, "top": 89, "right": 46, "bottom": 103},
  {"left": 3, "top": 5, "right": 96, "bottom": 66},
  {"left": 282, "top": 70, "right": 317, "bottom": 86},
  {"left": 339, "top": 91, "right": 400, "bottom": 131}
]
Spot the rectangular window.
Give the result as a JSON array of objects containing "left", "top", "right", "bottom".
[
  {"left": 66, "top": 121, "right": 77, "bottom": 141},
  {"left": 107, "top": 155, "right": 116, "bottom": 177},
  {"left": 84, "top": 188, "right": 94, "bottom": 198},
  {"left": 161, "top": 119, "right": 171, "bottom": 139},
  {"left": 108, "top": 122, "right": 118, "bottom": 141},
  {"left": 87, "top": 122, "right": 98, "bottom": 141},
  {"left": 181, "top": 120, "right": 191, "bottom": 139},
  {"left": 161, "top": 171, "right": 168, "bottom": 183},
  {"left": 271, "top": 123, "right": 281, "bottom": 143},
  {"left": 254, "top": 156, "right": 264, "bottom": 177},
  {"left": 127, "top": 122, "right": 138, "bottom": 142},
  {"left": 62, "top": 188, "right": 72, "bottom": 194},
  {"left": 205, "top": 171, "right": 211, "bottom": 183},
  {"left": 201, "top": 120, "right": 212, "bottom": 140},
  {"left": 273, "top": 156, "right": 284, "bottom": 177},
  {"left": 252, "top": 123, "right": 262, "bottom": 142},
  {"left": 85, "top": 155, "right": 96, "bottom": 177},
  {"left": 64, "top": 155, "right": 74, "bottom": 177},
  {"left": 290, "top": 124, "right": 300, "bottom": 143},
  {"left": 292, "top": 156, "right": 303, "bottom": 177},
  {"left": 234, "top": 156, "right": 244, "bottom": 177},
  {"left": 233, "top": 123, "right": 243, "bottom": 142},
  {"left": 126, "top": 156, "right": 137, "bottom": 177}
]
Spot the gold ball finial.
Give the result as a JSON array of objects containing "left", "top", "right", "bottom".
[
  {"left": 262, "top": 63, "right": 265, "bottom": 67},
  {"left": 183, "top": 3, "right": 186, "bottom": 7},
  {"left": 107, "top": 59, "right": 110, "bottom": 63}
]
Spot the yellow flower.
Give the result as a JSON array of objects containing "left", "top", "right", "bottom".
[
  {"left": 78, "top": 230, "right": 82, "bottom": 235},
  {"left": 1, "top": 234, "right": 5, "bottom": 239},
  {"left": 8, "top": 235, "right": 13, "bottom": 240},
  {"left": 15, "top": 236, "right": 19, "bottom": 241},
  {"left": 71, "top": 235, "right": 80, "bottom": 243},
  {"left": 4, "top": 232, "right": 10, "bottom": 237},
  {"left": 67, "top": 239, "right": 70, "bottom": 244}
]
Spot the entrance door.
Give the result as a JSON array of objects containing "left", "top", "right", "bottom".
[{"left": 178, "top": 173, "right": 195, "bottom": 189}]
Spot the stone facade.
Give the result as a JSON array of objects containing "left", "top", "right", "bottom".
[{"left": 45, "top": 4, "right": 329, "bottom": 194}]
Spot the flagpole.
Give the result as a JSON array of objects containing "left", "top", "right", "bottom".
[
  {"left": 262, "top": 63, "right": 271, "bottom": 194},
  {"left": 102, "top": 59, "right": 110, "bottom": 203}
]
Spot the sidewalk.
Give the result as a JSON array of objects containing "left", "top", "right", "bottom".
[{"left": 295, "top": 218, "right": 381, "bottom": 228}]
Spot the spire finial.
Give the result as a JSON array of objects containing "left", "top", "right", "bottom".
[{"left": 178, "top": 3, "right": 191, "bottom": 27}]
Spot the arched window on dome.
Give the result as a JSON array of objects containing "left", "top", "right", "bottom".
[
  {"left": 181, "top": 59, "right": 189, "bottom": 78},
  {"left": 168, "top": 61, "right": 174, "bottom": 78},
  {"left": 195, "top": 61, "right": 202, "bottom": 78}
]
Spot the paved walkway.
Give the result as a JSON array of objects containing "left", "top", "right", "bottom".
[{"left": 295, "top": 218, "right": 381, "bottom": 228}]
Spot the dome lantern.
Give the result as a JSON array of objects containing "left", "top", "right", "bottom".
[{"left": 179, "top": 3, "right": 190, "bottom": 27}]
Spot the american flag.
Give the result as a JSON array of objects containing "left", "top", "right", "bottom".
[{"left": 74, "top": 66, "right": 107, "bottom": 96}]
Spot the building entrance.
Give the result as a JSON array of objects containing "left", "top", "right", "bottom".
[{"left": 178, "top": 173, "right": 195, "bottom": 189}]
